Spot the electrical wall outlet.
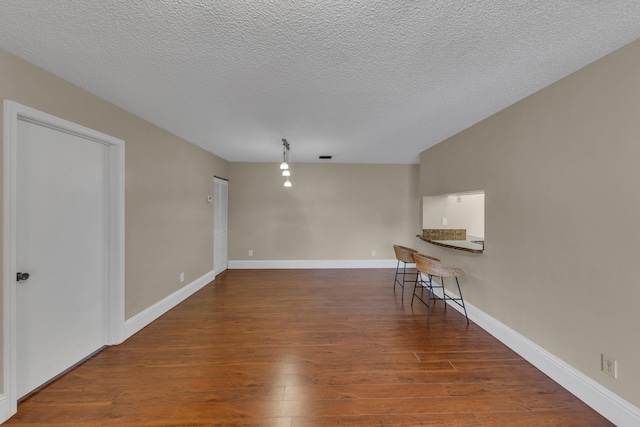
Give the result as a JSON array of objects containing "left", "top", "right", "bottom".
[
  {"left": 248, "top": 250, "right": 253, "bottom": 257},
  {"left": 180, "top": 272, "right": 185, "bottom": 283},
  {"left": 371, "top": 250, "right": 376, "bottom": 257},
  {"left": 602, "top": 354, "right": 617, "bottom": 378},
  {"left": 441, "top": 217, "right": 448, "bottom": 225}
]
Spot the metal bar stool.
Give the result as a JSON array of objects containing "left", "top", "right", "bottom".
[
  {"left": 412, "top": 253, "right": 469, "bottom": 324},
  {"left": 392, "top": 245, "right": 419, "bottom": 302}
]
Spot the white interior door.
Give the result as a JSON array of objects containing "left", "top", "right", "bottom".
[
  {"left": 16, "top": 118, "right": 109, "bottom": 398},
  {"left": 213, "top": 177, "right": 228, "bottom": 276}
]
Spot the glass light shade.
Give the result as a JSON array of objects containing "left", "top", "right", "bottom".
[
  {"left": 282, "top": 169, "right": 290, "bottom": 177},
  {"left": 284, "top": 178, "right": 292, "bottom": 187},
  {"left": 280, "top": 161, "right": 289, "bottom": 170}
]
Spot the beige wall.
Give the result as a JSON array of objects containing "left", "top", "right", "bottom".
[
  {"left": 229, "top": 163, "right": 420, "bottom": 260},
  {"left": 0, "top": 47, "right": 229, "bottom": 386},
  {"left": 419, "top": 38, "right": 640, "bottom": 406}
]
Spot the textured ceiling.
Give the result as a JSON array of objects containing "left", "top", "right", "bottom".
[{"left": 1, "top": 1, "right": 639, "bottom": 164}]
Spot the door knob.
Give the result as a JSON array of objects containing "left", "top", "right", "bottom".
[{"left": 17, "top": 272, "right": 30, "bottom": 282}]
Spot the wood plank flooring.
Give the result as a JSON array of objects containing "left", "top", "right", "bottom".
[{"left": 7, "top": 269, "right": 611, "bottom": 426}]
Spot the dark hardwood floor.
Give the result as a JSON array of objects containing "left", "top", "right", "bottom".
[{"left": 7, "top": 269, "right": 611, "bottom": 426}]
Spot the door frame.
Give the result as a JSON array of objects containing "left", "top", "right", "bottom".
[
  {"left": 213, "top": 176, "right": 228, "bottom": 277},
  {"left": 2, "top": 100, "right": 125, "bottom": 417}
]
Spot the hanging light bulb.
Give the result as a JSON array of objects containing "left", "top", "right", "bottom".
[
  {"left": 282, "top": 169, "right": 290, "bottom": 177},
  {"left": 284, "top": 177, "right": 292, "bottom": 187}
]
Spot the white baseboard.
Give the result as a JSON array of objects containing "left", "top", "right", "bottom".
[
  {"left": 123, "top": 270, "right": 215, "bottom": 340},
  {"left": 0, "top": 394, "right": 10, "bottom": 424},
  {"left": 228, "top": 259, "right": 398, "bottom": 269},
  {"left": 423, "top": 280, "right": 640, "bottom": 427}
]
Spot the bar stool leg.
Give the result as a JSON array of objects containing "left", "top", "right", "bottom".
[
  {"left": 394, "top": 260, "right": 401, "bottom": 291},
  {"left": 394, "top": 259, "right": 405, "bottom": 302},
  {"left": 426, "top": 276, "right": 445, "bottom": 324},
  {"left": 430, "top": 276, "right": 470, "bottom": 325},
  {"left": 400, "top": 262, "right": 408, "bottom": 302},
  {"left": 395, "top": 260, "right": 415, "bottom": 302},
  {"left": 428, "top": 276, "right": 441, "bottom": 309},
  {"left": 411, "top": 272, "right": 419, "bottom": 305},
  {"left": 412, "top": 272, "right": 428, "bottom": 305},
  {"left": 426, "top": 274, "right": 434, "bottom": 324},
  {"left": 455, "top": 277, "right": 470, "bottom": 325}
]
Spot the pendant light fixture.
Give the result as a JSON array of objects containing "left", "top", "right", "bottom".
[
  {"left": 280, "top": 139, "right": 292, "bottom": 187},
  {"left": 280, "top": 139, "right": 290, "bottom": 170}
]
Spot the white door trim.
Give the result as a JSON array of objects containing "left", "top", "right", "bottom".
[
  {"left": 213, "top": 177, "right": 228, "bottom": 277},
  {"left": 2, "top": 100, "right": 125, "bottom": 420}
]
